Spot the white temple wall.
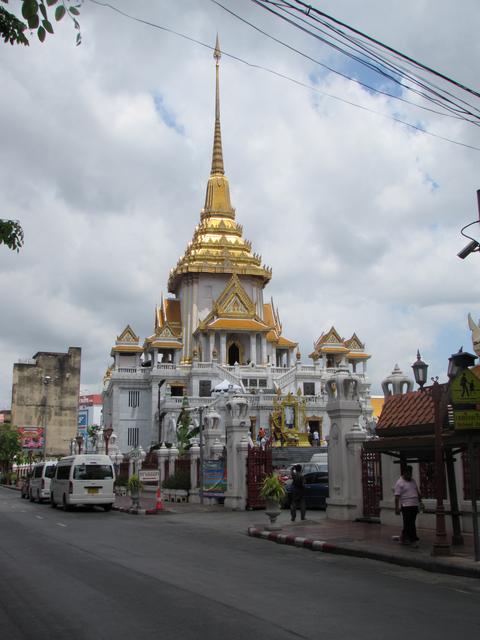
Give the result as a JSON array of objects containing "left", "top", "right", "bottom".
[
  {"left": 113, "top": 385, "right": 152, "bottom": 452},
  {"left": 179, "top": 274, "right": 268, "bottom": 334}
]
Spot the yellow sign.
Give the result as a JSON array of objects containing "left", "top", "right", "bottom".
[
  {"left": 453, "top": 410, "right": 480, "bottom": 430},
  {"left": 450, "top": 368, "right": 480, "bottom": 404}
]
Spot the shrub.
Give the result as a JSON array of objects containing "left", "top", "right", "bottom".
[
  {"left": 260, "top": 473, "right": 286, "bottom": 502},
  {"left": 162, "top": 469, "right": 191, "bottom": 491},
  {"left": 127, "top": 474, "right": 143, "bottom": 493}
]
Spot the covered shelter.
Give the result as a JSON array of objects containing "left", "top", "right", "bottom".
[{"left": 364, "top": 381, "right": 480, "bottom": 546}]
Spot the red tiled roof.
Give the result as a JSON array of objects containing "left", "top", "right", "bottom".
[{"left": 376, "top": 388, "right": 435, "bottom": 437}]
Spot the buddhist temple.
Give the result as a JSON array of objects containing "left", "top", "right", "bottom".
[{"left": 102, "top": 39, "right": 373, "bottom": 454}]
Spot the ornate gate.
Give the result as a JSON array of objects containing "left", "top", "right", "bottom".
[
  {"left": 246, "top": 445, "right": 272, "bottom": 510},
  {"left": 361, "top": 449, "right": 383, "bottom": 518}
]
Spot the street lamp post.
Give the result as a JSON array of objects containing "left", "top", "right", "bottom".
[
  {"left": 412, "top": 351, "right": 450, "bottom": 556},
  {"left": 430, "top": 378, "right": 451, "bottom": 556},
  {"left": 158, "top": 382, "right": 162, "bottom": 443},
  {"left": 75, "top": 435, "right": 84, "bottom": 455},
  {"left": 103, "top": 426, "right": 113, "bottom": 456},
  {"left": 198, "top": 406, "right": 204, "bottom": 505}
]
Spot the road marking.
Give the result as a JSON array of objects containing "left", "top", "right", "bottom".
[
  {"left": 35, "top": 515, "right": 44, "bottom": 520},
  {"left": 56, "top": 523, "right": 67, "bottom": 527}
]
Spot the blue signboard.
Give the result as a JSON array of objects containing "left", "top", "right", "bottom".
[
  {"left": 78, "top": 410, "right": 88, "bottom": 427},
  {"left": 203, "top": 460, "right": 227, "bottom": 497}
]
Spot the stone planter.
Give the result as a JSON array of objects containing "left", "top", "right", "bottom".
[
  {"left": 264, "top": 498, "right": 282, "bottom": 531},
  {"left": 129, "top": 488, "right": 140, "bottom": 510}
]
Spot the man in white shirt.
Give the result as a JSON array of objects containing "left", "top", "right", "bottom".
[{"left": 394, "top": 465, "right": 422, "bottom": 546}]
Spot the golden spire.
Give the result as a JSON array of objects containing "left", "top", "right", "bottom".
[
  {"left": 167, "top": 37, "right": 272, "bottom": 293},
  {"left": 211, "top": 34, "right": 224, "bottom": 176}
]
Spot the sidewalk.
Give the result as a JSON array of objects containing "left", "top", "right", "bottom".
[
  {"left": 247, "top": 517, "right": 480, "bottom": 580},
  {"left": 114, "top": 490, "right": 480, "bottom": 579}
]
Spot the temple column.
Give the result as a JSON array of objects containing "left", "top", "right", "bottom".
[
  {"left": 220, "top": 332, "right": 227, "bottom": 365},
  {"left": 209, "top": 332, "right": 215, "bottom": 362},
  {"left": 250, "top": 333, "right": 257, "bottom": 364},
  {"left": 261, "top": 334, "right": 267, "bottom": 365},
  {"left": 152, "top": 349, "right": 158, "bottom": 367}
]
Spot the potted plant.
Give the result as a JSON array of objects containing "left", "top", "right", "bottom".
[
  {"left": 128, "top": 474, "right": 143, "bottom": 509},
  {"left": 260, "top": 473, "right": 286, "bottom": 531}
]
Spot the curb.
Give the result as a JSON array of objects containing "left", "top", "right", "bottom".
[
  {"left": 247, "top": 527, "right": 480, "bottom": 580},
  {"left": 113, "top": 504, "right": 159, "bottom": 515}
]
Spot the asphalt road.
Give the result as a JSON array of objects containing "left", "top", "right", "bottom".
[{"left": 1, "top": 487, "right": 479, "bottom": 640}]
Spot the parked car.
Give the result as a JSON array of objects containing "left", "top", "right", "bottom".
[
  {"left": 310, "top": 451, "right": 328, "bottom": 465},
  {"left": 278, "top": 461, "right": 327, "bottom": 483},
  {"left": 282, "top": 469, "right": 329, "bottom": 510},
  {"left": 29, "top": 461, "right": 57, "bottom": 503},
  {"left": 20, "top": 474, "right": 31, "bottom": 499}
]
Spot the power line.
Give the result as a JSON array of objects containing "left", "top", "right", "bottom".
[
  {"left": 88, "top": 0, "right": 480, "bottom": 152},
  {"left": 249, "top": 0, "right": 480, "bottom": 123},
  {"left": 212, "top": 0, "right": 476, "bottom": 124},
  {"left": 289, "top": 0, "right": 480, "bottom": 100}
]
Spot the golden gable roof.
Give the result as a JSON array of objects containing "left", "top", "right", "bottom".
[{"left": 309, "top": 327, "right": 370, "bottom": 360}]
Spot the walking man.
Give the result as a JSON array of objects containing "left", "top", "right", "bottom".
[
  {"left": 394, "top": 465, "right": 422, "bottom": 546},
  {"left": 290, "top": 464, "right": 306, "bottom": 522}
]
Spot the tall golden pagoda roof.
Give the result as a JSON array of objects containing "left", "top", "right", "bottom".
[{"left": 168, "top": 36, "right": 271, "bottom": 293}]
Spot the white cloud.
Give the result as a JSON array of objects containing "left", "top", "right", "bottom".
[{"left": 1, "top": 0, "right": 479, "bottom": 408}]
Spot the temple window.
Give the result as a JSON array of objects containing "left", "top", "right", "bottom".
[
  {"left": 303, "top": 382, "right": 315, "bottom": 396},
  {"left": 128, "top": 390, "right": 140, "bottom": 408},
  {"left": 171, "top": 385, "right": 184, "bottom": 397},
  {"left": 199, "top": 380, "right": 212, "bottom": 397},
  {"left": 127, "top": 427, "right": 139, "bottom": 447}
]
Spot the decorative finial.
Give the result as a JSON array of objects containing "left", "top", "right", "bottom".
[
  {"left": 214, "top": 33, "right": 221, "bottom": 65},
  {"left": 210, "top": 35, "right": 225, "bottom": 176}
]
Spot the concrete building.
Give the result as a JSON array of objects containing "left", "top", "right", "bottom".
[
  {"left": 11, "top": 347, "right": 81, "bottom": 456},
  {"left": 103, "top": 40, "right": 373, "bottom": 456}
]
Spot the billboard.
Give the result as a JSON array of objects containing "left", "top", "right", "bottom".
[{"left": 18, "top": 426, "right": 44, "bottom": 450}]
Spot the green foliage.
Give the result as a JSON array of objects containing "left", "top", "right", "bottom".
[
  {"left": 162, "top": 469, "right": 191, "bottom": 491},
  {"left": 0, "top": 0, "right": 83, "bottom": 47},
  {"left": 127, "top": 474, "right": 142, "bottom": 493},
  {"left": 0, "top": 424, "right": 22, "bottom": 475},
  {"left": 87, "top": 424, "right": 99, "bottom": 439},
  {"left": 176, "top": 396, "right": 194, "bottom": 456},
  {"left": 0, "top": 6, "right": 28, "bottom": 45},
  {"left": 0, "top": 219, "right": 24, "bottom": 251},
  {"left": 260, "top": 473, "right": 286, "bottom": 502}
]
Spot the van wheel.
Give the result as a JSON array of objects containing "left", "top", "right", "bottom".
[
  {"left": 37, "top": 490, "right": 42, "bottom": 503},
  {"left": 50, "top": 495, "right": 56, "bottom": 508},
  {"left": 62, "top": 495, "right": 71, "bottom": 511},
  {"left": 103, "top": 503, "right": 113, "bottom": 512},
  {"left": 29, "top": 490, "right": 34, "bottom": 502}
]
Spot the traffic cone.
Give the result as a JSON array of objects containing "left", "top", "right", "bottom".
[{"left": 156, "top": 487, "right": 164, "bottom": 512}]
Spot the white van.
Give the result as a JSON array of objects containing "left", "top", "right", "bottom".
[
  {"left": 51, "top": 454, "right": 115, "bottom": 511},
  {"left": 29, "top": 461, "right": 57, "bottom": 503}
]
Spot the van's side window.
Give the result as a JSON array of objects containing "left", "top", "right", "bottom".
[
  {"left": 57, "top": 465, "right": 71, "bottom": 480},
  {"left": 34, "top": 465, "right": 43, "bottom": 478},
  {"left": 45, "top": 466, "right": 56, "bottom": 478}
]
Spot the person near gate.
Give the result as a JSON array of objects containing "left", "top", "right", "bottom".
[
  {"left": 394, "top": 465, "right": 422, "bottom": 546},
  {"left": 290, "top": 464, "right": 306, "bottom": 522},
  {"left": 312, "top": 430, "right": 320, "bottom": 447}
]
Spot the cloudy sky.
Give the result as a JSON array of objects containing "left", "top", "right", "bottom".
[{"left": 1, "top": 0, "right": 479, "bottom": 408}]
